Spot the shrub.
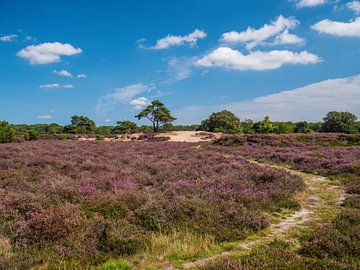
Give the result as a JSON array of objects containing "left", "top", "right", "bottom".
[
  {"left": 96, "top": 135, "right": 106, "bottom": 141},
  {"left": 0, "top": 121, "right": 16, "bottom": 143},
  {"left": 24, "top": 130, "right": 39, "bottom": 141},
  {"left": 98, "top": 221, "right": 147, "bottom": 256},
  {"left": 199, "top": 110, "right": 242, "bottom": 134}
]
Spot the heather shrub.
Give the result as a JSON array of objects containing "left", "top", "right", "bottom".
[
  {"left": 81, "top": 196, "right": 128, "bottom": 219},
  {"left": 98, "top": 221, "right": 147, "bottom": 256},
  {"left": 15, "top": 204, "right": 86, "bottom": 247}
]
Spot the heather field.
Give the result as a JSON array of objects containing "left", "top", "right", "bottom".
[
  {"left": 0, "top": 140, "right": 304, "bottom": 269},
  {"left": 0, "top": 134, "right": 360, "bottom": 269}
]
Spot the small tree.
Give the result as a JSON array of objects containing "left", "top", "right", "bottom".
[
  {"left": 0, "top": 121, "right": 16, "bottom": 143},
  {"left": 322, "top": 111, "right": 358, "bottom": 133},
  {"left": 135, "top": 100, "right": 176, "bottom": 132},
  {"left": 254, "top": 116, "right": 274, "bottom": 134},
  {"left": 112, "top": 121, "right": 138, "bottom": 134},
  {"left": 199, "top": 110, "right": 242, "bottom": 134},
  {"left": 294, "top": 121, "right": 311, "bottom": 133},
  {"left": 63, "top": 115, "right": 97, "bottom": 134}
]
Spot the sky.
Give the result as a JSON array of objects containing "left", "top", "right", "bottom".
[{"left": 1, "top": 0, "right": 360, "bottom": 125}]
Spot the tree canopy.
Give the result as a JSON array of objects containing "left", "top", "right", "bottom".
[
  {"left": 322, "top": 111, "right": 358, "bottom": 133},
  {"left": 199, "top": 110, "right": 242, "bottom": 133},
  {"left": 112, "top": 121, "right": 138, "bottom": 134},
  {"left": 135, "top": 100, "right": 176, "bottom": 132},
  {"left": 0, "top": 121, "right": 16, "bottom": 143},
  {"left": 63, "top": 115, "right": 97, "bottom": 134}
]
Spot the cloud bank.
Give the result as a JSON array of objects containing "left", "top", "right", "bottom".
[{"left": 176, "top": 75, "right": 360, "bottom": 123}]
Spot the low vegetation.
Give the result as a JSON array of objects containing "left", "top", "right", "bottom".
[{"left": 0, "top": 141, "right": 303, "bottom": 268}]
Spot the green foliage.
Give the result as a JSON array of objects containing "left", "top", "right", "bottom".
[
  {"left": 98, "top": 221, "right": 147, "bottom": 256},
  {"left": 294, "top": 121, "right": 311, "bottom": 133},
  {"left": 241, "top": 119, "right": 254, "bottom": 134},
  {"left": 199, "top": 110, "right": 242, "bottom": 134},
  {"left": 112, "top": 121, "right": 138, "bottom": 134},
  {"left": 13, "top": 123, "right": 63, "bottom": 134},
  {"left": 63, "top": 115, "right": 97, "bottom": 134},
  {"left": 24, "top": 130, "right": 39, "bottom": 141},
  {"left": 58, "top": 134, "right": 69, "bottom": 140},
  {"left": 97, "top": 126, "right": 114, "bottom": 134},
  {"left": 135, "top": 100, "right": 176, "bottom": 132},
  {"left": 273, "top": 121, "right": 294, "bottom": 134},
  {"left": 322, "top": 111, "right": 358, "bottom": 133},
  {"left": 0, "top": 121, "right": 16, "bottom": 143},
  {"left": 96, "top": 135, "right": 106, "bottom": 141},
  {"left": 98, "top": 259, "right": 131, "bottom": 270},
  {"left": 254, "top": 116, "right": 274, "bottom": 134}
]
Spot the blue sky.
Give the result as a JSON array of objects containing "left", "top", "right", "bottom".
[{"left": 1, "top": 0, "right": 360, "bottom": 125}]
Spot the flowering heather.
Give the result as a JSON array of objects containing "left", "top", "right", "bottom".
[{"left": 0, "top": 140, "right": 303, "bottom": 268}]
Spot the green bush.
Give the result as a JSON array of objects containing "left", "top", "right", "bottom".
[
  {"left": 199, "top": 110, "right": 242, "bottom": 134},
  {"left": 96, "top": 135, "right": 106, "bottom": 141},
  {"left": 24, "top": 130, "right": 39, "bottom": 141},
  {"left": 0, "top": 121, "right": 16, "bottom": 143},
  {"left": 59, "top": 134, "right": 69, "bottom": 140}
]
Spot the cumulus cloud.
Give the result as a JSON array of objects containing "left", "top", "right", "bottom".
[
  {"left": 37, "top": 115, "right": 53, "bottom": 119},
  {"left": 296, "top": 0, "right": 326, "bottom": 8},
  {"left": 176, "top": 75, "right": 360, "bottom": 123},
  {"left": 39, "top": 83, "right": 74, "bottom": 89},
  {"left": 347, "top": 1, "right": 360, "bottom": 14},
  {"left": 273, "top": 29, "right": 305, "bottom": 45},
  {"left": 312, "top": 17, "right": 360, "bottom": 37},
  {"left": 220, "top": 15, "right": 301, "bottom": 49},
  {"left": 0, "top": 34, "right": 17, "bottom": 42},
  {"left": 17, "top": 42, "right": 82, "bottom": 64},
  {"left": 196, "top": 47, "right": 320, "bottom": 71},
  {"left": 77, "top": 73, "right": 86, "bottom": 79},
  {"left": 150, "top": 29, "right": 207, "bottom": 49},
  {"left": 95, "top": 83, "right": 154, "bottom": 115},
  {"left": 130, "top": 97, "right": 150, "bottom": 109},
  {"left": 54, "top": 69, "right": 72, "bottom": 77}
]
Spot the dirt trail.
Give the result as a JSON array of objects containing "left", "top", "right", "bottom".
[{"left": 163, "top": 160, "right": 345, "bottom": 270}]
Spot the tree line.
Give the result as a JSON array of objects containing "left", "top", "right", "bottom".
[{"left": 0, "top": 100, "right": 359, "bottom": 143}]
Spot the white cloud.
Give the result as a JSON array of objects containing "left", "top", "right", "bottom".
[
  {"left": 347, "top": 1, "right": 360, "bottom": 14},
  {"left": 54, "top": 69, "right": 72, "bottom": 77},
  {"left": 196, "top": 47, "right": 320, "bottom": 71},
  {"left": 95, "top": 83, "right": 154, "bottom": 115},
  {"left": 39, "top": 83, "right": 74, "bottom": 89},
  {"left": 176, "top": 75, "right": 360, "bottom": 123},
  {"left": 150, "top": 29, "right": 207, "bottom": 49},
  {"left": 77, "top": 73, "right": 86, "bottom": 79},
  {"left": 296, "top": 0, "right": 326, "bottom": 8},
  {"left": 312, "top": 17, "right": 360, "bottom": 37},
  {"left": 130, "top": 97, "right": 150, "bottom": 109},
  {"left": 17, "top": 42, "right": 82, "bottom": 64},
  {"left": 0, "top": 34, "right": 17, "bottom": 42},
  {"left": 37, "top": 115, "right": 53, "bottom": 119},
  {"left": 220, "top": 16, "right": 300, "bottom": 49},
  {"left": 273, "top": 29, "right": 305, "bottom": 45},
  {"left": 104, "top": 119, "right": 113, "bottom": 123}
]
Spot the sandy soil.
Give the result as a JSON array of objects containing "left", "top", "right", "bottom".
[{"left": 77, "top": 131, "right": 222, "bottom": 143}]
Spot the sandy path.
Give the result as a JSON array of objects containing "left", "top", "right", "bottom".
[{"left": 163, "top": 160, "right": 345, "bottom": 270}]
